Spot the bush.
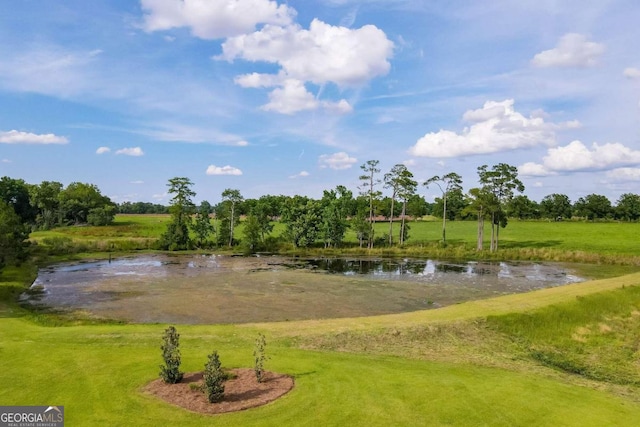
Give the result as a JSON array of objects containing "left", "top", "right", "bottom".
[
  {"left": 159, "top": 326, "right": 183, "bottom": 384},
  {"left": 253, "top": 333, "right": 269, "bottom": 383},
  {"left": 203, "top": 351, "right": 225, "bottom": 403}
]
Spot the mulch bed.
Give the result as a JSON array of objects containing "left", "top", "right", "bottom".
[{"left": 143, "top": 368, "right": 294, "bottom": 415}]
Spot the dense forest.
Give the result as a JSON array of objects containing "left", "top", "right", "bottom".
[{"left": 1, "top": 161, "right": 640, "bottom": 269}]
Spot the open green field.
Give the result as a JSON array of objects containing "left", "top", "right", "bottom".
[
  {"left": 30, "top": 214, "right": 640, "bottom": 261},
  {"left": 4, "top": 216, "right": 640, "bottom": 425}
]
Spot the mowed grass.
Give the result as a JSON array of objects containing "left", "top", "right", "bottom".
[{"left": 1, "top": 315, "right": 640, "bottom": 426}]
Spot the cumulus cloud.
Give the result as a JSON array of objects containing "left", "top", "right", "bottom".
[
  {"left": 606, "top": 168, "right": 640, "bottom": 181},
  {"left": 96, "top": 146, "right": 111, "bottom": 154},
  {"left": 289, "top": 170, "right": 310, "bottom": 179},
  {"left": 409, "top": 100, "right": 570, "bottom": 158},
  {"left": 115, "top": 147, "right": 144, "bottom": 156},
  {"left": 623, "top": 67, "right": 640, "bottom": 79},
  {"left": 262, "top": 80, "right": 319, "bottom": 114},
  {"left": 531, "top": 33, "right": 605, "bottom": 68},
  {"left": 140, "top": 0, "right": 294, "bottom": 39},
  {"left": 220, "top": 19, "right": 393, "bottom": 87},
  {"left": 220, "top": 18, "right": 392, "bottom": 114},
  {"left": 518, "top": 162, "right": 555, "bottom": 177},
  {"left": 206, "top": 164, "right": 243, "bottom": 175},
  {"left": 318, "top": 152, "right": 357, "bottom": 170},
  {"left": 0, "top": 130, "right": 68, "bottom": 144},
  {"left": 519, "top": 140, "right": 640, "bottom": 176}
]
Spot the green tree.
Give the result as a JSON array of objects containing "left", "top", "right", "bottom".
[
  {"left": 221, "top": 189, "right": 244, "bottom": 247},
  {"left": 507, "top": 195, "right": 540, "bottom": 220},
  {"left": 191, "top": 201, "right": 215, "bottom": 248},
  {"left": 159, "top": 326, "right": 183, "bottom": 384},
  {"left": 58, "top": 182, "right": 116, "bottom": 225},
  {"left": 539, "top": 193, "right": 572, "bottom": 220},
  {"left": 396, "top": 169, "right": 417, "bottom": 245},
  {"left": 159, "top": 177, "right": 196, "bottom": 250},
  {"left": 253, "top": 197, "right": 275, "bottom": 241},
  {"left": 282, "top": 197, "right": 322, "bottom": 248},
  {"left": 464, "top": 187, "right": 499, "bottom": 251},
  {"left": 203, "top": 351, "right": 225, "bottom": 403},
  {"left": 425, "top": 172, "right": 462, "bottom": 245},
  {"left": 242, "top": 214, "right": 262, "bottom": 252},
  {"left": 405, "top": 194, "right": 429, "bottom": 219},
  {"left": 359, "top": 160, "right": 381, "bottom": 249},
  {"left": 351, "top": 209, "right": 370, "bottom": 248},
  {"left": 477, "top": 164, "right": 524, "bottom": 251},
  {"left": 0, "top": 176, "right": 36, "bottom": 225},
  {"left": 574, "top": 194, "right": 612, "bottom": 220},
  {"left": 615, "top": 193, "right": 640, "bottom": 221},
  {"left": 319, "top": 186, "right": 351, "bottom": 248},
  {"left": 29, "top": 181, "right": 63, "bottom": 229},
  {"left": 0, "top": 201, "right": 29, "bottom": 272},
  {"left": 253, "top": 333, "right": 269, "bottom": 383},
  {"left": 384, "top": 164, "right": 416, "bottom": 246}
]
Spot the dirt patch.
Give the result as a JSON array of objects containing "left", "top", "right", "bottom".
[{"left": 144, "top": 369, "right": 294, "bottom": 415}]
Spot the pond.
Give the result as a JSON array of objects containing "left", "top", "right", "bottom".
[{"left": 21, "top": 254, "right": 584, "bottom": 324}]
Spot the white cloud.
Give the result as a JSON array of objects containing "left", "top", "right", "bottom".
[
  {"left": 96, "top": 146, "right": 111, "bottom": 154},
  {"left": 220, "top": 19, "right": 393, "bottom": 87},
  {"left": 623, "top": 67, "right": 640, "bottom": 79},
  {"left": 322, "top": 99, "right": 353, "bottom": 114},
  {"left": 140, "top": 0, "right": 295, "bottom": 39},
  {"left": 606, "top": 168, "right": 640, "bottom": 181},
  {"left": 0, "top": 130, "right": 68, "bottom": 144},
  {"left": 220, "top": 18, "right": 392, "bottom": 114},
  {"left": 130, "top": 180, "right": 145, "bottom": 184},
  {"left": 259, "top": 79, "right": 352, "bottom": 114},
  {"left": 289, "top": 170, "right": 310, "bottom": 179},
  {"left": 409, "top": 100, "right": 566, "bottom": 158},
  {"left": 531, "top": 33, "right": 605, "bottom": 68},
  {"left": 1, "top": 159, "right": 10, "bottom": 163},
  {"left": 206, "top": 164, "right": 243, "bottom": 175},
  {"left": 115, "top": 147, "right": 144, "bottom": 156},
  {"left": 544, "top": 140, "right": 640, "bottom": 171},
  {"left": 518, "top": 162, "right": 553, "bottom": 177},
  {"left": 318, "top": 152, "right": 357, "bottom": 170},
  {"left": 262, "top": 80, "right": 319, "bottom": 114},
  {"left": 519, "top": 140, "right": 640, "bottom": 176},
  {"left": 235, "top": 140, "right": 249, "bottom": 147}
]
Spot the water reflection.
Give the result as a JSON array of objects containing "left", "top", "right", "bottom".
[{"left": 297, "top": 257, "right": 580, "bottom": 284}]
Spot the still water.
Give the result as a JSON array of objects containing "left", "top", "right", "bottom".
[{"left": 21, "top": 254, "right": 583, "bottom": 324}]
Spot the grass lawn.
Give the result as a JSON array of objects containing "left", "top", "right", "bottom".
[{"left": 1, "top": 315, "right": 639, "bottom": 426}]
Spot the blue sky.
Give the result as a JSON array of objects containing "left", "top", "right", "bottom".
[{"left": 1, "top": 0, "right": 639, "bottom": 205}]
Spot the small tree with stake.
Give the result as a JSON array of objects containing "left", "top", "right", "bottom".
[{"left": 159, "top": 326, "right": 183, "bottom": 384}]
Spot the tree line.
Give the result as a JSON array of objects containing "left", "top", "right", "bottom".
[{"left": 2, "top": 161, "right": 640, "bottom": 268}]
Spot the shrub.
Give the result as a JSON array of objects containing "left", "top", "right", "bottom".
[
  {"left": 203, "top": 351, "right": 225, "bottom": 403},
  {"left": 159, "top": 326, "right": 183, "bottom": 384},
  {"left": 253, "top": 333, "right": 269, "bottom": 383}
]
